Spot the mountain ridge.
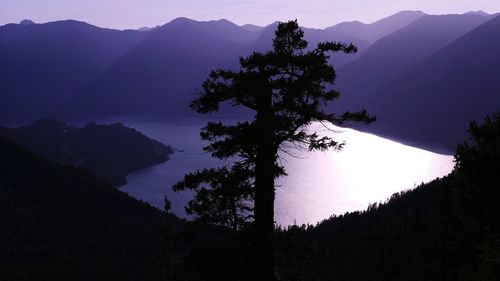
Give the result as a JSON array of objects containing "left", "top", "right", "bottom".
[
  {"left": 367, "top": 14, "right": 500, "bottom": 149},
  {"left": 0, "top": 137, "right": 167, "bottom": 281},
  {"left": 326, "top": 10, "right": 426, "bottom": 43},
  {"left": 1, "top": 11, "right": 499, "bottom": 152},
  {"left": 330, "top": 13, "right": 494, "bottom": 137},
  {"left": 0, "top": 119, "right": 173, "bottom": 186}
]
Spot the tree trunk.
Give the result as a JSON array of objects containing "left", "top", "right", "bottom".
[{"left": 253, "top": 91, "right": 276, "bottom": 281}]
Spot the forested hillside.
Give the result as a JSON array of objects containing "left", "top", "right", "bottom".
[{"left": 0, "top": 137, "right": 168, "bottom": 281}]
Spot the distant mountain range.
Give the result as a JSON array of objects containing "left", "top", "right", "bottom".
[
  {"left": 326, "top": 10, "right": 426, "bottom": 43},
  {"left": 0, "top": 12, "right": 409, "bottom": 122},
  {"left": 0, "top": 20, "right": 147, "bottom": 123},
  {"left": 60, "top": 17, "right": 372, "bottom": 119},
  {"left": 1, "top": 11, "right": 499, "bottom": 150}
]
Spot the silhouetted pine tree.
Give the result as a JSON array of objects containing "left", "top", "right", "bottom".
[{"left": 175, "top": 20, "right": 374, "bottom": 280}]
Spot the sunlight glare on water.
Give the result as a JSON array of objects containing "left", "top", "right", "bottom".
[{"left": 275, "top": 122, "right": 454, "bottom": 226}]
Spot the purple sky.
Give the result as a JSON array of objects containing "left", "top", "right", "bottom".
[{"left": 1, "top": 0, "right": 499, "bottom": 29}]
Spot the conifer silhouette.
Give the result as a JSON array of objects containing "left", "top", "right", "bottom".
[{"left": 175, "top": 20, "right": 374, "bottom": 280}]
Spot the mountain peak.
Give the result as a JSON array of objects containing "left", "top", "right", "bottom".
[
  {"left": 374, "top": 10, "right": 426, "bottom": 24},
  {"left": 20, "top": 19, "right": 35, "bottom": 25},
  {"left": 154, "top": 16, "right": 258, "bottom": 43},
  {"left": 47, "top": 19, "right": 96, "bottom": 29},
  {"left": 164, "top": 17, "right": 240, "bottom": 29},
  {"left": 326, "top": 10, "right": 426, "bottom": 43},
  {"left": 393, "top": 10, "right": 426, "bottom": 16},
  {"left": 241, "top": 23, "right": 263, "bottom": 32},
  {"left": 328, "top": 20, "right": 366, "bottom": 29},
  {"left": 18, "top": 118, "right": 73, "bottom": 133},
  {"left": 25, "top": 118, "right": 67, "bottom": 128},
  {"left": 166, "top": 17, "right": 197, "bottom": 27},
  {"left": 464, "top": 10, "right": 490, "bottom": 16},
  {"left": 137, "top": 26, "right": 154, "bottom": 31},
  {"left": 212, "top": 18, "right": 232, "bottom": 24}
]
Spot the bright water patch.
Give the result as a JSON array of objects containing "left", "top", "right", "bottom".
[
  {"left": 274, "top": 122, "right": 454, "bottom": 226},
  {"left": 112, "top": 118, "right": 454, "bottom": 226}
]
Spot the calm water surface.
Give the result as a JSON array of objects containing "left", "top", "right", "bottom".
[{"left": 108, "top": 118, "right": 454, "bottom": 226}]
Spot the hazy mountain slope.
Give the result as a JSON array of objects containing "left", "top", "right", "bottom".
[
  {"left": 60, "top": 18, "right": 251, "bottom": 119},
  {"left": 0, "top": 119, "right": 173, "bottom": 186},
  {"left": 2, "top": 13, "right": 496, "bottom": 133},
  {"left": 0, "top": 20, "right": 146, "bottom": 123},
  {"left": 241, "top": 23, "right": 263, "bottom": 32},
  {"left": 332, "top": 13, "right": 492, "bottom": 114},
  {"left": 62, "top": 19, "right": 370, "bottom": 119},
  {"left": 326, "top": 10, "right": 426, "bottom": 43},
  {"left": 368, "top": 15, "right": 500, "bottom": 150},
  {"left": 0, "top": 137, "right": 164, "bottom": 281}
]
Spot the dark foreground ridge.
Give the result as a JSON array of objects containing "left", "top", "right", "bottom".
[
  {"left": 0, "top": 119, "right": 173, "bottom": 186},
  {"left": 157, "top": 177, "right": 499, "bottom": 281},
  {"left": 0, "top": 137, "right": 166, "bottom": 281}
]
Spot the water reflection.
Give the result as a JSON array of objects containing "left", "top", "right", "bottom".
[{"left": 118, "top": 119, "right": 454, "bottom": 226}]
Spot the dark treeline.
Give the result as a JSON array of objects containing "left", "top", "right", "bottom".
[
  {"left": 275, "top": 178, "right": 485, "bottom": 281},
  {"left": 0, "top": 137, "right": 178, "bottom": 281}
]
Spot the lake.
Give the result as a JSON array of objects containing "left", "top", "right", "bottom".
[{"left": 106, "top": 117, "right": 454, "bottom": 226}]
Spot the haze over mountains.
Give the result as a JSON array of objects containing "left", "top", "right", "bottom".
[
  {"left": 369, "top": 14, "right": 500, "bottom": 149},
  {"left": 335, "top": 13, "right": 493, "bottom": 110},
  {"left": 1, "top": 10, "right": 499, "bottom": 150},
  {"left": 332, "top": 12, "right": 498, "bottom": 150},
  {"left": 0, "top": 20, "right": 147, "bottom": 122},
  {"left": 326, "top": 10, "right": 426, "bottom": 43}
]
